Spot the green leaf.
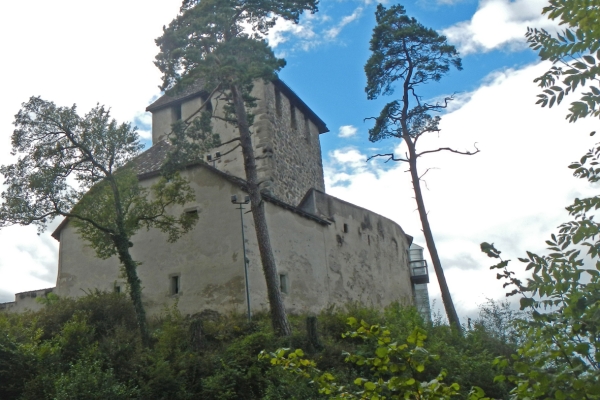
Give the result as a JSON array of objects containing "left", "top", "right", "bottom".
[
  {"left": 375, "top": 347, "right": 388, "bottom": 358},
  {"left": 583, "top": 55, "right": 596, "bottom": 65},
  {"left": 555, "top": 390, "right": 566, "bottom": 400},
  {"left": 520, "top": 297, "right": 534, "bottom": 309},
  {"left": 364, "top": 381, "right": 376, "bottom": 391}
]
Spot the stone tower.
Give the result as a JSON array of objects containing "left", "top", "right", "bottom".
[{"left": 146, "top": 79, "right": 329, "bottom": 206}]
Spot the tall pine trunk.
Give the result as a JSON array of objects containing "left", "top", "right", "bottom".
[
  {"left": 404, "top": 134, "right": 462, "bottom": 331},
  {"left": 230, "top": 84, "right": 292, "bottom": 336}
]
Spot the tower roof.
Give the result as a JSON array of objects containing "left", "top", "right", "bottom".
[{"left": 146, "top": 78, "right": 329, "bottom": 134}]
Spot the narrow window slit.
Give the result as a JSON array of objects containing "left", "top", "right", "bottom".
[
  {"left": 170, "top": 275, "right": 180, "bottom": 295},
  {"left": 279, "top": 273, "right": 288, "bottom": 294}
]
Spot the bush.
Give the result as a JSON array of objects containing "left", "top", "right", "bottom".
[{"left": 0, "top": 295, "right": 519, "bottom": 399}]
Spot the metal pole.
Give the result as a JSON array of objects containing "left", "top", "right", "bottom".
[{"left": 238, "top": 203, "right": 251, "bottom": 321}]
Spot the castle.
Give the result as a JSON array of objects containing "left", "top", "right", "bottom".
[{"left": 1, "top": 79, "right": 430, "bottom": 317}]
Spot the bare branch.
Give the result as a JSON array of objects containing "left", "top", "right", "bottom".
[
  {"left": 419, "top": 167, "right": 438, "bottom": 180},
  {"left": 183, "top": 83, "right": 223, "bottom": 124},
  {"left": 61, "top": 212, "right": 115, "bottom": 235},
  {"left": 367, "top": 153, "right": 409, "bottom": 163},
  {"left": 218, "top": 143, "right": 241, "bottom": 158},
  {"left": 423, "top": 94, "right": 455, "bottom": 111},
  {"left": 416, "top": 143, "right": 480, "bottom": 158},
  {"left": 418, "top": 167, "right": 439, "bottom": 191},
  {"left": 216, "top": 136, "right": 241, "bottom": 147}
]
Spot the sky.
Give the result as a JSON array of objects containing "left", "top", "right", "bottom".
[{"left": 0, "top": 0, "right": 597, "bottom": 321}]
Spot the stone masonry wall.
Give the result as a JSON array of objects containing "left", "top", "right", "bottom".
[{"left": 252, "top": 82, "right": 325, "bottom": 206}]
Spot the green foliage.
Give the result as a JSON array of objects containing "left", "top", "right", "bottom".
[
  {"left": 72, "top": 169, "right": 197, "bottom": 259},
  {"left": 483, "top": 191, "right": 600, "bottom": 399},
  {"left": 478, "top": 4, "right": 600, "bottom": 397},
  {"left": 364, "top": 3, "right": 466, "bottom": 331},
  {"left": 483, "top": 238, "right": 600, "bottom": 398},
  {"left": 155, "top": 0, "right": 320, "bottom": 338},
  {"left": 0, "top": 296, "right": 516, "bottom": 400},
  {"left": 154, "top": 0, "right": 318, "bottom": 169},
  {"left": 263, "top": 318, "right": 489, "bottom": 399},
  {"left": 54, "top": 357, "right": 139, "bottom": 400},
  {"left": 526, "top": 0, "right": 600, "bottom": 122},
  {"left": 155, "top": 0, "right": 318, "bottom": 93},
  {"left": 365, "top": 3, "right": 462, "bottom": 142},
  {"left": 0, "top": 97, "right": 201, "bottom": 344},
  {"left": 0, "top": 313, "right": 40, "bottom": 399},
  {"left": 34, "top": 291, "right": 138, "bottom": 340},
  {"left": 1, "top": 97, "right": 139, "bottom": 232},
  {"left": 0, "top": 96, "right": 198, "bottom": 257},
  {"left": 161, "top": 112, "right": 221, "bottom": 173}
]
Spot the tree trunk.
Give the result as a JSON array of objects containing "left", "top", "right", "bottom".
[
  {"left": 114, "top": 235, "right": 151, "bottom": 345},
  {"left": 306, "top": 315, "right": 322, "bottom": 352},
  {"left": 229, "top": 84, "right": 292, "bottom": 336},
  {"left": 404, "top": 135, "right": 462, "bottom": 332}
]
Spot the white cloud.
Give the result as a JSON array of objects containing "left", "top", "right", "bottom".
[
  {"left": 330, "top": 147, "right": 368, "bottom": 169},
  {"left": 266, "top": 18, "right": 317, "bottom": 48},
  {"left": 419, "top": 0, "right": 468, "bottom": 5},
  {"left": 338, "top": 125, "right": 359, "bottom": 138},
  {"left": 325, "top": 7, "right": 363, "bottom": 40},
  {"left": 266, "top": 6, "right": 365, "bottom": 51},
  {"left": 0, "top": 0, "right": 184, "bottom": 303},
  {"left": 325, "top": 61, "right": 599, "bottom": 318},
  {"left": 442, "top": 0, "right": 559, "bottom": 54}
]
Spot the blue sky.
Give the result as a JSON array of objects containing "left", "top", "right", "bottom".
[
  {"left": 0, "top": 0, "right": 598, "bottom": 319},
  {"left": 274, "top": 0, "right": 542, "bottom": 158}
]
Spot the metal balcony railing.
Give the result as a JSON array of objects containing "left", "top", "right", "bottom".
[{"left": 410, "top": 260, "right": 429, "bottom": 284}]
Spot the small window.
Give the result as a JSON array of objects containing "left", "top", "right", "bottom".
[
  {"left": 343, "top": 223, "right": 348, "bottom": 233},
  {"left": 114, "top": 285, "right": 121, "bottom": 294},
  {"left": 275, "top": 88, "right": 282, "bottom": 117},
  {"left": 279, "top": 273, "right": 288, "bottom": 294},
  {"left": 201, "top": 94, "right": 213, "bottom": 114},
  {"left": 170, "top": 275, "right": 180, "bottom": 295},
  {"left": 173, "top": 104, "right": 182, "bottom": 121},
  {"left": 290, "top": 106, "right": 297, "bottom": 130},
  {"left": 185, "top": 207, "right": 199, "bottom": 216},
  {"left": 304, "top": 115, "right": 311, "bottom": 142}
]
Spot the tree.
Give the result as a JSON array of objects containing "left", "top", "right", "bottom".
[
  {"left": 364, "top": 4, "right": 476, "bottom": 330},
  {"left": 475, "top": 3, "right": 600, "bottom": 398},
  {"left": 526, "top": 0, "right": 600, "bottom": 123},
  {"left": 154, "top": 0, "right": 318, "bottom": 336},
  {"left": 482, "top": 233, "right": 600, "bottom": 398},
  {"left": 0, "top": 98, "right": 198, "bottom": 345}
]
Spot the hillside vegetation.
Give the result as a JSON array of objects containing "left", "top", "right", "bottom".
[{"left": 0, "top": 292, "right": 516, "bottom": 399}]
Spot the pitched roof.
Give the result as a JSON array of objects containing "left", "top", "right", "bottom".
[
  {"left": 137, "top": 150, "right": 331, "bottom": 226},
  {"left": 132, "top": 140, "right": 171, "bottom": 176},
  {"left": 146, "top": 78, "right": 329, "bottom": 134},
  {"left": 51, "top": 143, "right": 330, "bottom": 240},
  {"left": 145, "top": 79, "right": 208, "bottom": 113}
]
